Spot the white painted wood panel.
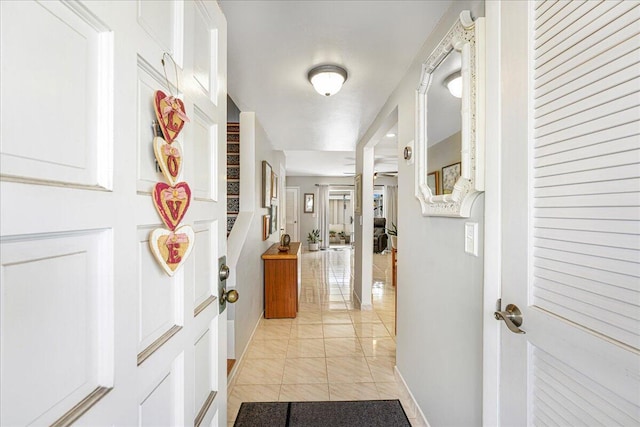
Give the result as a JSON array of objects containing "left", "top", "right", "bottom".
[
  {"left": 194, "top": 329, "right": 212, "bottom": 413},
  {"left": 497, "top": 1, "right": 640, "bottom": 424},
  {"left": 137, "top": 226, "right": 182, "bottom": 352},
  {"left": 0, "top": 1, "right": 113, "bottom": 189},
  {"left": 0, "top": 230, "right": 113, "bottom": 426},
  {"left": 137, "top": 0, "right": 184, "bottom": 66},
  {"left": 534, "top": 2, "right": 637, "bottom": 72},
  {"left": 0, "top": 1, "right": 227, "bottom": 424},
  {"left": 534, "top": 35, "right": 640, "bottom": 102},
  {"left": 191, "top": 107, "right": 217, "bottom": 201},
  {"left": 531, "top": 0, "right": 640, "bottom": 351},
  {"left": 193, "top": 2, "right": 212, "bottom": 97},
  {"left": 139, "top": 354, "right": 184, "bottom": 427},
  {"left": 190, "top": 221, "right": 218, "bottom": 313},
  {"left": 532, "top": 346, "right": 638, "bottom": 425},
  {"left": 534, "top": 1, "right": 591, "bottom": 46}
]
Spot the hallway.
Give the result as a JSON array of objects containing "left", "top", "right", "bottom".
[{"left": 228, "top": 249, "right": 419, "bottom": 425}]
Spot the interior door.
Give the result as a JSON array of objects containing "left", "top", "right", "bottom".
[
  {"left": 498, "top": 1, "right": 640, "bottom": 424},
  {"left": 286, "top": 187, "right": 299, "bottom": 242},
  {"left": 0, "top": 1, "right": 228, "bottom": 425}
]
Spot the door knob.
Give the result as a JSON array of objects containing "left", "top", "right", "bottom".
[
  {"left": 221, "top": 289, "right": 239, "bottom": 304},
  {"left": 494, "top": 303, "right": 525, "bottom": 334},
  {"left": 219, "top": 264, "right": 230, "bottom": 281}
]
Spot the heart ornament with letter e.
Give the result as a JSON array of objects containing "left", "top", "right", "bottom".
[
  {"left": 154, "top": 90, "right": 189, "bottom": 143},
  {"left": 149, "top": 225, "right": 194, "bottom": 276},
  {"left": 153, "top": 137, "right": 183, "bottom": 185},
  {"left": 153, "top": 182, "right": 191, "bottom": 230}
]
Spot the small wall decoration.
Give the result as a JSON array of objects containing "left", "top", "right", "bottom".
[
  {"left": 271, "top": 172, "right": 278, "bottom": 200},
  {"left": 270, "top": 204, "right": 278, "bottom": 234},
  {"left": 354, "top": 174, "right": 363, "bottom": 214},
  {"left": 153, "top": 137, "right": 183, "bottom": 185},
  {"left": 153, "top": 53, "right": 189, "bottom": 143},
  {"left": 304, "top": 193, "right": 314, "bottom": 213},
  {"left": 262, "top": 161, "right": 272, "bottom": 207},
  {"left": 149, "top": 225, "right": 195, "bottom": 276},
  {"left": 427, "top": 170, "right": 441, "bottom": 195},
  {"left": 149, "top": 52, "right": 193, "bottom": 276},
  {"left": 442, "top": 162, "right": 461, "bottom": 194},
  {"left": 152, "top": 182, "right": 192, "bottom": 230},
  {"left": 262, "top": 215, "right": 270, "bottom": 240},
  {"left": 154, "top": 90, "right": 188, "bottom": 143}
]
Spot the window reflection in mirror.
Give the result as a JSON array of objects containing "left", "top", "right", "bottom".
[{"left": 427, "top": 51, "right": 461, "bottom": 195}]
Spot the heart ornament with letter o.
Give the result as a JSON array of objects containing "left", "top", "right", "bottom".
[
  {"left": 149, "top": 225, "right": 194, "bottom": 276},
  {"left": 153, "top": 182, "right": 191, "bottom": 230},
  {"left": 153, "top": 137, "right": 183, "bottom": 186},
  {"left": 154, "top": 90, "right": 189, "bottom": 143}
]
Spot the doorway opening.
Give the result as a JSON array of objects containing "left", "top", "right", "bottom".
[{"left": 328, "top": 188, "right": 354, "bottom": 248}]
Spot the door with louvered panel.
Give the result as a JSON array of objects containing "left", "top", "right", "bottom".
[{"left": 497, "top": 0, "right": 640, "bottom": 424}]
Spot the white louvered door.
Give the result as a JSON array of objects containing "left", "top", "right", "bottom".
[{"left": 498, "top": 1, "right": 640, "bottom": 424}]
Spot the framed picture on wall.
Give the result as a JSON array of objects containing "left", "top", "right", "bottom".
[
  {"left": 442, "top": 162, "right": 461, "bottom": 194},
  {"left": 271, "top": 171, "right": 278, "bottom": 200},
  {"left": 427, "top": 170, "right": 441, "bottom": 195},
  {"left": 271, "top": 204, "right": 278, "bottom": 234},
  {"left": 354, "top": 174, "right": 362, "bottom": 214},
  {"left": 304, "top": 193, "right": 314, "bottom": 213},
  {"left": 262, "top": 215, "right": 270, "bottom": 240},
  {"left": 262, "top": 161, "right": 272, "bottom": 207}
]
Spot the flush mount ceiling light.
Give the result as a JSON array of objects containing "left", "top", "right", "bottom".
[
  {"left": 308, "top": 64, "right": 348, "bottom": 97},
  {"left": 386, "top": 133, "right": 396, "bottom": 138},
  {"left": 444, "top": 71, "right": 462, "bottom": 98}
]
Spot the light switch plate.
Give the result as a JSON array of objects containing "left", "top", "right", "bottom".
[{"left": 465, "top": 222, "right": 478, "bottom": 256}]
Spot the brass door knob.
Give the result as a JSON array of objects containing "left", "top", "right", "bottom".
[
  {"left": 222, "top": 289, "right": 239, "bottom": 304},
  {"left": 494, "top": 303, "right": 525, "bottom": 334}
]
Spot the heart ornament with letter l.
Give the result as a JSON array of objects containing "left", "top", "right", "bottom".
[
  {"left": 154, "top": 90, "right": 189, "bottom": 143},
  {"left": 153, "top": 137, "right": 183, "bottom": 186},
  {"left": 149, "top": 225, "right": 194, "bottom": 276},
  {"left": 153, "top": 182, "right": 191, "bottom": 230}
]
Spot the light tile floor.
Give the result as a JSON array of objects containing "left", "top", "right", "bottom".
[{"left": 228, "top": 248, "right": 423, "bottom": 426}]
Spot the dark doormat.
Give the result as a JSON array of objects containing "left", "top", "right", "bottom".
[{"left": 234, "top": 399, "right": 411, "bottom": 427}]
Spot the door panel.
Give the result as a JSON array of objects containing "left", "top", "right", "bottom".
[
  {"left": 497, "top": 1, "right": 640, "bottom": 424},
  {"left": 0, "top": 1, "right": 227, "bottom": 425},
  {"left": 286, "top": 187, "right": 299, "bottom": 242},
  {"left": 0, "top": 0, "right": 113, "bottom": 189}
]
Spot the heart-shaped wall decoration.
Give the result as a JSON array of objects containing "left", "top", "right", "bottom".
[
  {"left": 153, "top": 182, "right": 191, "bottom": 230},
  {"left": 149, "top": 225, "right": 194, "bottom": 276},
  {"left": 154, "top": 90, "right": 189, "bottom": 143},
  {"left": 153, "top": 137, "right": 183, "bottom": 186}
]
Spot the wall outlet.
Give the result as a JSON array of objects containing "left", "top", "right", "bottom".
[{"left": 464, "top": 222, "right": 478, "bottom": 256}]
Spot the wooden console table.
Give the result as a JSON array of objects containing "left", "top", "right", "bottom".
[{"left": 262, "top": 242, "right": 301, "bottom": 318}]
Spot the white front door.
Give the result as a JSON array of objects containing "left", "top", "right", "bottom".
[
  {"left": 286, "top": 187, "right": 299, "bottom": 242},
  {"left": 0, "top": 1, "right": 228, "bottom": 425},
  {"left": 497, "top": 1, "right": 640, "bottom": 424}
]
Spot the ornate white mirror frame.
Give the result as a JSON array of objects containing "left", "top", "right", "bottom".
[{"left": 415, "top": 11, "right": 485, "bottom": 217}]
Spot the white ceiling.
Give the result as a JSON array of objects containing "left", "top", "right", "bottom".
[{"left": 219, "top": 0, "right": 451, "bottom": 176}]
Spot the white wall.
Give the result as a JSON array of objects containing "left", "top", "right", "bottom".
[
  {"left": 285, "top": 176, "right": 354, "bottom": 245},
  {"left": 285, "top": 175, "right": 397, "bottom": 248},
  {"left": 355, "top": 1, "right": 485, "bottom": 425},
  {"left": 231, "top": 118, "right": 285, "bottom": 359}
]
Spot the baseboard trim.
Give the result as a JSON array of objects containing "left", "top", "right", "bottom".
[
  {"left": 227, "top": 311, "right": 264, "bottom": 390},
  {"left": 394, "top": 366, "right": 431, "bottom": 427}
]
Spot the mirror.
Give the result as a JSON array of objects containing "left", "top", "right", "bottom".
[{"left": 415, "top": 11, "right": 485, "bottom": 217}]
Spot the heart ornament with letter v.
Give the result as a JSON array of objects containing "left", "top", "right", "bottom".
[
  {"left": 153, "top": 137, "right": 183, "bottom": 186},
  {"left": 154, "top": 90, "right": 189, "bottom": 143},
  {"left": 149, "top": 225, "right": 194, "bottom": 276},
  {"left": 153, "top": 182, "right": 191, "bottom": 230}
]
